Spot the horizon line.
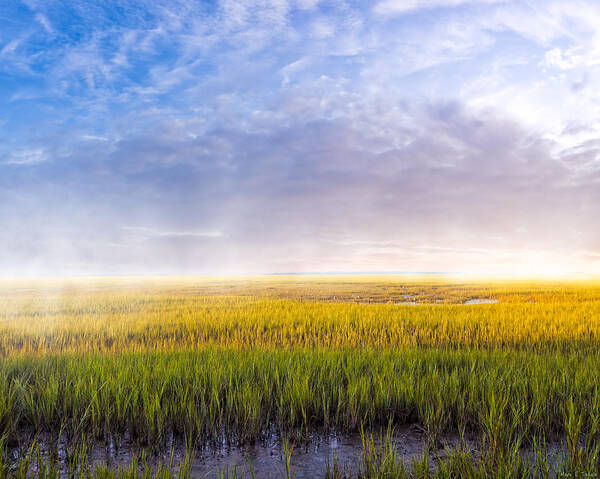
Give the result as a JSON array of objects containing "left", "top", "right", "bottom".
[{"left": 0, "top": 271, "right": 597, "bottom": 279}]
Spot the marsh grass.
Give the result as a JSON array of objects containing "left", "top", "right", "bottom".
[
  {"left": 1, "top": 276, "right": 600, "bottom": 477},
  {"left": 0, "top": 349, "right": 599, "bottom": 451}
]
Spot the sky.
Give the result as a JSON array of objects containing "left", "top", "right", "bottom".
[{"left": 1, "top": 0, "right": 600, "bottom": 275}]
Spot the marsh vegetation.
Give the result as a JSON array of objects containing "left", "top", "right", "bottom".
[{"left": 1, "top": 276, "right": 600, "bottom": 477}]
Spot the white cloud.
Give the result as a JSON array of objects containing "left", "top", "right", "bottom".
[
  {"left": 374, "top": 0, "right": 505, "bottom": 15},
  {"left": 34, "top": 13, "right": 53, "bottom": 34},
  {"left": 81, "top": 135, "right": 109, "bottom": 142},
  {"left": 1, "top": 39, "right": 21, "bottom": 55},
  {"left": 6, "top": 149, "right": 47, "bottom": 165},
  {"left": 545, "top": 45, "right": 600, "bottom": 70}
]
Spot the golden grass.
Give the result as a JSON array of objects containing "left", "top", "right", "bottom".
[{"left": 1, "top": 276, "right": 600, "bottom": 356}]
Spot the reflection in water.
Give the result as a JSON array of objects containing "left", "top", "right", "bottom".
[
  {"left": 17, "top": 428, "right": 475, "bottom": 478},
  {"left": 187, "top": 430, "right": 438, "bottom": 478},
  {"left": 10, "top": 427, "right": 571, "bottom": 478}
]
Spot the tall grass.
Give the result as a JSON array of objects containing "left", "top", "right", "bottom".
[
  {"left": 1, "top": 276, "right": 600, "bottom": 476},
  {"left": 0, "top": 348, "right": 599, "bottom": 447}
]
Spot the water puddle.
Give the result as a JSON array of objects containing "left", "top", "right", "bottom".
[
  {"left": 187, "top": 429, "right": 468, "bottom": 478},
  {"left": 11, "top": 428, "right": 477, "bottom": 478},
  {"left": 393, "top": 298, "right": 499, "bottom": 306},
  {"left": 463, "top": 299, "right": 499, "bottom": 305}
]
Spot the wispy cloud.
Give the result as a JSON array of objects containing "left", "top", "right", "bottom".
[
  {"left": 6, "top": 149, "right": 48, "bottom": 165},
  {"left": 34, "top": 12, "right": 53, "bottom": 34},
  {"left": 122, "top": 226, "right": 224, "bottom": 239},
  {"left": 1, "top": 0, "right": 600, "bottom": 274},
  {"left": 374, "top": 0, "right": 506, "bottom": 16}
]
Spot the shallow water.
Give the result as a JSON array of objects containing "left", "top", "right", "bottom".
[
  {"left": 186, "top": 428, "right": 463, "bottom": 478},
  {"left": 17, "top": 428, "right": 476, "bottom": 478},
  {"left": 11, "top": 428, "right": 573, "bottom": 478},
  {"left": 393, "top": 298, "right": 499, "bottom": 306},
  {"left": 463, "top": 298, "right": 499, "bottom": 304}
]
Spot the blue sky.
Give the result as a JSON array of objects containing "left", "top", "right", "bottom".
[{"left": 1, "top": 0, "right": 600, "bottom": 275}]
